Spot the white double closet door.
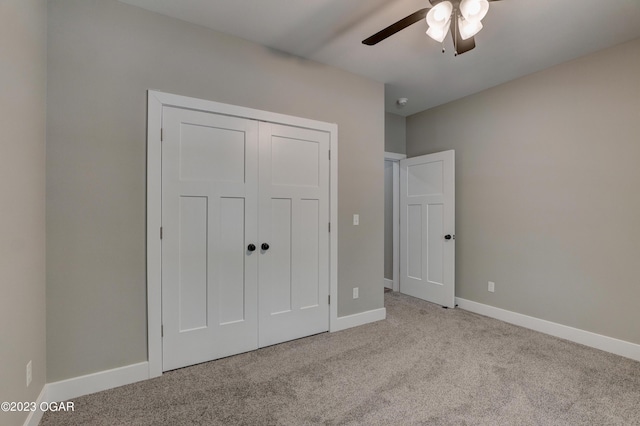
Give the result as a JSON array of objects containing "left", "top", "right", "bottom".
[{"left": 161, "top": 106, "right": 329, "bottom": 371}]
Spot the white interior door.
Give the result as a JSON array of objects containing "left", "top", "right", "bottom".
[
  {"left": 258, "top": 122, "right": 330, "bottom": 347},
  {"left": 162, "top": 107, "right": 259, "bottom": 371},
  {"left": 400, "top": 150, "right": 455, "bottom": 308}
]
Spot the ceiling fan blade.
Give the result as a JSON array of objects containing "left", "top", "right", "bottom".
[
  {"left": 362, "top": 8, "right": 429, "bottom": 46},
  {"left": 452, "top": 22, "right": 476, "bottom": 55}
]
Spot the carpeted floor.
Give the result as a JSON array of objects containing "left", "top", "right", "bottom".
[{"left": 41, "top": 292, "right": 640, "bottom": 425}]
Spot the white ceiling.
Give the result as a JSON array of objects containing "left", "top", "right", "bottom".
[{"left": 120, "top": 0, "right": 640, "bottom": 116}]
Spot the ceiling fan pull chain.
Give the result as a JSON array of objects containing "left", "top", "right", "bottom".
[{"left": 454, "top": 13, "right": 458, "bottom": 56}]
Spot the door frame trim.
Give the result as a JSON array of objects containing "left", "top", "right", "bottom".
[{"left": 146, "top": 90, "right": 338, "bottom": 378}]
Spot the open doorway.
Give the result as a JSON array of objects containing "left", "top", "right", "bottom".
[{"left": 384, "top": 152, "right": 406, "bottom": 292}]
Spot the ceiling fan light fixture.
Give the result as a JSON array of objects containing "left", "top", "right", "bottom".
[
  {"left": 362, "top": 0, "right": 501, "bottom": 55},
  {"left": 426, "top": 1, "right": 453, "bottom": 28},
  {"left": 459, "top": 0, "right": 489, "bottom": 23},
  {"left": 426, "top": 22, "right": 451, "bottom": 43},
  {"left": 458, "top": 16, "right": 483, "bottom": 40}
]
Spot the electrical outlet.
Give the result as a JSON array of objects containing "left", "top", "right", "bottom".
[
  {"left": 353, "top": 287, "right": 359, "bottom": 299},
  {"left": 26, "top": 360, "right": 32, "bottom": 387},
  {"left": 488, "top": 281, "right": 495, "bottom": 293},
  {"left": 353, "top": 214, "right": 359, "bottom": 226}
]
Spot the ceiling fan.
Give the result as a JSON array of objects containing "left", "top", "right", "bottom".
[{"left": 363, "top": 0, "right": 501, "bottom": 56}]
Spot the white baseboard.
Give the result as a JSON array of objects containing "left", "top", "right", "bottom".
[
  {"left": 456, "top": 298, "right": 640, "bottom": 362},
  {"left": 23, "top": 385, "right": 47, "bottom": 426},
  {"left": 383, "top": 278, "right": 393, "bottom": 289},
  {"left": 331, "top": 307, "right": 386, "bottom": 332},
  {"left": 46, "top": 361, "right": 149, "bottom": 403},
  {"left": 30, "top": 307, "right": 384, "bottom": 411}
]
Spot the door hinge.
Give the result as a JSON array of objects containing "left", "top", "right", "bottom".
[
  {"left": 328, "top": 295, "right": 330, "bottom": 305},
  {"left": 328, "top": 223, "right": 331, "bottom": 233},
  {"left": 328, "top": 150, "right": 331, "bottom": 160},
  {"left": 161, "top": 324, "right": 164, "bottom": 337},
  {"left": 160, "top": 128, "right": 163, "bottom": 142},
  {"left": 160, "top": 227, "right": 163, "bottom": 239}
]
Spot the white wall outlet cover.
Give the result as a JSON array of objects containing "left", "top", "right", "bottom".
[
  {"left": 488, "top": 281, "right": 495, "bottom": 293},
  {"left": 353, "top": 214, "right": 359, "bottom": 225},
  {"left": 353, "top": 287, "right": 359, "bottom": 299}
]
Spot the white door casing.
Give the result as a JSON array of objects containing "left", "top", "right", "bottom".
[
  {"left": 147, "top": 91, "right": 338, "bottom": 378},
  {"left": 400, "top": 150, "right": 455, "bottom": 308}
]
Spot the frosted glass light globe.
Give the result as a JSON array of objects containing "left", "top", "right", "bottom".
[
  {"left": 459, "top": 0, "right": 489, "bottom": 23},
  {"left": 467, "top": 1, "right": 481, "bottom": 16},
  {"left": 434, "top": 8, "right": 448, "bottom": 22},
  {"left": 426, "top": 1, "right": 453, "bottom": 28}
]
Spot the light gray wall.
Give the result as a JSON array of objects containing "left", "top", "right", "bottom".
[
  {"left": 0, "top": 1, "right": 47, "bottom": 425},
  {"left": 407, "top": 38, "right": 640, "bottom": 344},
  {"left": 47, "top": 0, "right": 384, "bottom": 381},
  {"left": 385, "top": 112, "right": 406, "bottom": 154}
]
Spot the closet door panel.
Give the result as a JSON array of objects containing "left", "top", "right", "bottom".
[
  {"left": 258, "top": 122, "right": 330, "bottom": 347},
  {"left": 162, "top": 107, "right": 258, "bottom": 371}
]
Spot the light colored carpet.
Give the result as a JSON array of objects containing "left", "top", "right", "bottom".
[{"left": 41, "top": 292, "right": 640, "bottom": 425}]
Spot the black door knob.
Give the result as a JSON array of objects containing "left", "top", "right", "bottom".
[
  {"left": 261, "top": 243, "right": 270, "bottom": 251},
  {"left": 444, "top": 234, "right": 452, "bottom": 240},
  {"left": 247, "top": 244, "right": 256, "bottom": 252}
]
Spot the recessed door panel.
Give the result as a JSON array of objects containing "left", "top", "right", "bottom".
[
  {"left": 427, "top": 204, "right": 444, "bottom": 285},
  {"left": 218, "top": 197, "right": 247, "bottom": 325},
  {"left": 407, "top": 204, "right": 423, "bottom": 280},
  {"left": 178, "top": 196, "right": 208, "bottom": 331},
  {"left": 297, "top": 199, "right": 320, "bottom": 309},
  {"left": 269, "top": 198, "right": 293, "bottom": 315},
  {"left": 408, "top": 161, "right": 443, "bottom": 196},
  {"left": 179, "top": 124, "right": 245, "bottom": 183},
  {"left": 271, "top": 136, "right": 319, "bottom": 187}
]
